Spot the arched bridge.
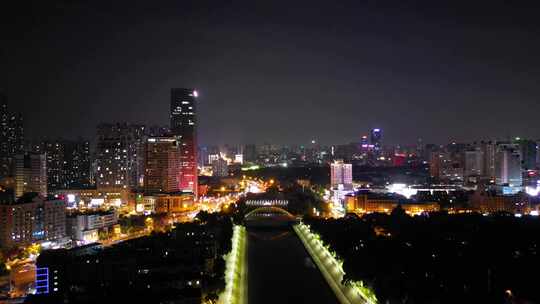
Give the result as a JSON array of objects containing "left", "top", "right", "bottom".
[{"left": 244, "top": 206, "right": 298, "bottom": 227}]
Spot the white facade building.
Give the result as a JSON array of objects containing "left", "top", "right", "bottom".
[
  {"left": 495, "top": 147, "right": 522, "bottom": 187},
  {"left": 67, "top": 211, "right": 118, "bottom": 243}
]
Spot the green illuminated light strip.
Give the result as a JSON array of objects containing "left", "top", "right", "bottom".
[
  {"left": 220, "top": 225, "right": 247, "bottom": 304},
  {"left": 294, "top": 223, "right": 378, "bottom": 304}
]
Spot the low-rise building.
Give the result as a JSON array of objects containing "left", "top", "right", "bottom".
[
  {"left": 135, "top": 194, "right": 156, "bottom": 214},
  {"left": 155, "top": 193, "right": 197, "bottom": 214},
  {"left": 66, "top": 210, "right": 118, "bottom": 244},
  {"left": 52, "top": 187, "right": 133, "bottom": 210},
  {"left": 345, "top": 192, "right": 439, "bottom": 215},
  {"left": 470, "top": 190, "right": 530, "bottom": 214}
]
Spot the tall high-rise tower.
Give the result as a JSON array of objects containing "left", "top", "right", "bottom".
[
  {"left": 495, "top": 144, "right": 522, "bottom": 187},
  {"left": 33, "top": 139, "right": 92, "bottom": 190},
  {"left": 170, "top": 88, "right": 198, "bottom": 197},
  {"left": 0, "top": 94, "right": 24, "bottom": 178},
  {"left": 95, "top": 123, "right": 146, "bottom": 190},
  {"left": 144, "top": 137, "right": 182, "bottom": 193},
  {"left": 14, "top": 153, "right": 47, "bottom": 198},
  {"left": 370, "top": 128, "right": 382, "bottom": 154},
  {"left": 330, "top": 160, "right": 353, "bottom": 190}
]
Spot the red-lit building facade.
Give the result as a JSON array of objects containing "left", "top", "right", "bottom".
[{"left": 170, "top": 88, "right": 198, "bottom": 197}]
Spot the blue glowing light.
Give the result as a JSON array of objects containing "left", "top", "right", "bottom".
[{"left": 35, "top": 267, "right": 49, "bottom": 294}]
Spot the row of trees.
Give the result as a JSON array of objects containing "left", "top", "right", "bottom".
[{"left": 305, "top": 211, "right": 540, "bottom": 303}]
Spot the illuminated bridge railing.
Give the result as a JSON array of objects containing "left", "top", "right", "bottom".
[{"left": 245, "top": 199, "right": 288, "bottom": 207}]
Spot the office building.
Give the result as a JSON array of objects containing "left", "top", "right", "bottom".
[
  {"left": 14, "top": 153, "right": 47, "bottom": 198},
  {"left": 66, "top": 210, "right": 118, "bottom": 244},
  {"left": 211, "top": 158, "right": 228, "bottom": 177},
  {"left": 32, "top": 141, "right": 62, "bottom": 190},
  {"left": 464, "top": 148, "right": 484, "bottom": 177},
  {"left": 33, "top": 140, "right": 91, "bottom": 190},
  {"left": 0, "top": 193, "right": 66, "bottom": 248},
  {"left": 147, "top": 125, "right": 170, "bottom": 137},
  {"left": 495, "top": 145, "right": 522, "bottom": 187},
  {"left": 330, "top": 160, "right": 353, "bottom": 190},
  {"left": 345, "top": 192, "right": 439, "bottom": 215},
  {"left": 95, "top": 123, "right": 146, "bottom": 191},
  {"left": 234, "top": 154, "right": 243, "bottom": 164},
  {"left": 429, "top": 152, "right": 442, "bottom": 179},
  {"left": 208, "top": 153, "right": 220, "bottom": 164},
  {"left": 334, "top": 143, "right": 358, "bottom": 162},
  {"left": 144, "top": 137, "right": 182, "bottom": 193},
  {"left": 536, "top": 140, "right": 540, "bottom": 166},
  {"left": 0, "top": 95, "right": 24, "bottom": 178},
  {"left": 422, "top": 144, "right": 438, "bottom": 162},
  {"left": 471, "top": 190, "right": 529, "bottom": 214},
  {"left": 154, "top": 193, "right": 196, "bottom": 214},
  {"left": 198, "top": 146, "right": 210, "bottom": 166},
  {"left": 360, "top": 135, "right": 369, "bottom": 147},
  {"left": 480, "top": 141, "right": 496, "bottom": 180},
  {"left": 515, "top": 138, "right": 537, "bottom": 170},
  {"left": 170, "top": 88, "right": 198, "bottom": 197},
  {"left": 393, "top": 153, "right": 407, "bottom": 166},
  {"left": 370, "top": 128, "right": 382, "bottom": 154},
  {"left": 244, "top": 144, "right": 257, "bottom": 163},
  {"left": 63, "top": 140, "right": 92, "bottom": 188}
]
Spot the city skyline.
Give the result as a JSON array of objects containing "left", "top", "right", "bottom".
[
  {"left": 4, "top": 2, "right": 540, "bottom": 304},
  {"left": 3, "top": 1, "right": 540, "bottom": 145},
  {"left": 2, "top": 93, "right": 538, "bottom": 148}
]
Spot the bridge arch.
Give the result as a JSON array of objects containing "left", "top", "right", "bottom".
[
  {"left": 245, "top": 206, "right": 295, "bottom": 219},
  {"left": 244, "top": 206, "right": 298, "bottom": 226}
]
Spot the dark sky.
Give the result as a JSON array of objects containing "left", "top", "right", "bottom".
[{"left": 2, "top": 0, "right": 540, "bottom": 146}]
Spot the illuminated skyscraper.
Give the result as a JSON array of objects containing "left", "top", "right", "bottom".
[
  {"left": 144, "top": 137, "right": 182, "bottom": 193},
  {"left": 429, "top": 152, "right": 442, "bottom": 179},
  {"left": 464, "top": 148, "right": 484, "bottom": 177},
  {"left": 370, "top": 128, "right": 382, "bottom": 154},
  {"left": 244, "top": 144, "right": 257, "bottom": 163},
  {"left": 63, "top": 140, "right": 92, "bottom": 189},
  {"left": 14, "top": 153, "right": 47, "bottom": 198},
  {"left": 514, "top": 138, "right": 537, "bottom": 170},
  {"left": 480, "top": 141, "right": 496, "bottom": 180},
  {"left": 95, "top": 123, "right": 146, "bottom": 190},
  {"left": 211, "top": 157, "right": 228, "bottom": 177},
  {"left": 170, "top": 88, "right": 198, "bottom": 197},
  {"left": 33, "top": 140, "right": 92, "bottom": 190},
  {"left": 495, "top": 145, "right": 522, "bottom": 187},
  {"left": 198, "top": 146, "right": 209, "bottom": 166},
  {"left": 0, "top": 94, "right": 24, "bottom": 178},
  {"left": 360, "top": 135, "right": 369, "bottom": 147},
  {"left": 330, "top": 160, "right": 353, "bottom": 190}
]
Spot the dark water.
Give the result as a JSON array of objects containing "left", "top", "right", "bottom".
[{"left": 247, "top": 227, "right": 338, "bottom": 304}]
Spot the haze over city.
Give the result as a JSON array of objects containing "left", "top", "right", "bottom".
[{"left": 3, "top": 1, "right": 540, "bottom": 145}]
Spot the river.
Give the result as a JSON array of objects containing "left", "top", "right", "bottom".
[{"left": 247, "top": 227, "right": 338, "bottom": 304}]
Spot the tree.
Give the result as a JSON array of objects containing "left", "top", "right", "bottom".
[
  {"left": 196, "top": 210, "right": 211, "bottom": 223},
  {"left": 204, "top": 292, "right": 219, "bottom": 304},
  {"left": 98, "top": 230, "right": 109, "bottom": 240},
  {"left": 0, "top": 261, "right": 7, "bottom": 276},
  {"left": 390, "top": 204, "right": 407, "bottom": 219}
]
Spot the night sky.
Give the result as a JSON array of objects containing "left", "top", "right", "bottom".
[{"left": 2, "top": 1, "right": 540, "bottom": 146}]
